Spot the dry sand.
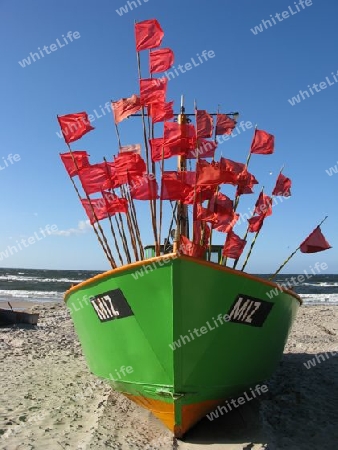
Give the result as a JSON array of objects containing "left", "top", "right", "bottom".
[{"left": 0, "top": 301, "right": 337, "bottom": 450}]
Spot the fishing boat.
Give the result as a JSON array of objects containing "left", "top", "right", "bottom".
[{"left": 58, "top": 19, "right": 330, "bottom": 437}]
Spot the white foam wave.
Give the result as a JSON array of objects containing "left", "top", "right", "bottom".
[
  {"left": 0, "top": 290, "right": 63, "bottom": 302},
  {"left": 301, "top": 293, "right": 338, "bottom": 305},
  {"left": 0, "top": 275, "right": 84, "bottom": 283}
]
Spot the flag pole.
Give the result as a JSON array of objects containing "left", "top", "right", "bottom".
[
  {"left": 58, "top": 149, "right": 116, "bottom": 269},
  {"left": 233, "top": 125, "right": 256, "bottom": 212},
  {"left": 240, "top": 191, "right": 272, "bottom": 272},
  {"left": 269, "top": 216, "right": 329, "bottom": 280},
  {"left": 173, "top": 95, "right": 188, "bottom": 252},
  {"left": 233, "top": 186, "right": 265, "bottom": 270},
  {"left": 134, "top": 41, "right": 159, "bottom": 256}
]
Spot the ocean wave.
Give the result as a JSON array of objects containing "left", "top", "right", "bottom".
[
  {"left": 301, "top": 293, "right": 338, "bottom": 305},
  {"left": 0, "top": 275, "right": 84, "bottom": 283},
  {"left": 0, "top": 290, "right": 63, "bottom": 302}
]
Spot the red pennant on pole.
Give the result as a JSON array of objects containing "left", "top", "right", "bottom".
[
  {"left": 222, "top": 231, "right": 246, "bottom": 259},
  {"left": 135, "top": 19, "right": 164, "bottom": 52},
  {"left": 60, "top": 151, "right": 90, "bottom": 177},
  {"left": 300, "top": 227, "right": 332, "bottom": 253},
  {"left": 149, "top": 48, "right": 174, "bottom": 73},
  {"left": 57, "top": 112, "right": 94, "bottom": 144},
  {"left": 250, "top": 129, "right": 274, "bottom": 155}
]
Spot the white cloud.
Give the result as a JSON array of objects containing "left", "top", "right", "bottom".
[{"left": 52, "top": 220, "right": 91, "bottom": 237}]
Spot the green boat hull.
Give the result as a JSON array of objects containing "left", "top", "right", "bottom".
[{"left": 65, "top": 254, "right": 301, "bottom": 436}]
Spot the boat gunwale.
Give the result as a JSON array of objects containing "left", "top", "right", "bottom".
[{"left": 64, "top": 254, "right": 302, "bottom": 305}]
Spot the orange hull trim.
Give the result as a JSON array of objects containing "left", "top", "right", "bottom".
[{"left": 124, "top": 393, "right": 224, "bottom": 437}]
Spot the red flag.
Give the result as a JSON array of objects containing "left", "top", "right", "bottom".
[
  {"left": 247, "top": 214, "right": 266, "bottom": 233},
  {"left": 148, "top": 101, "right": 174, "bottom": 123},
  {"left": 236, "top": 169, "right": 259, "bottom": 196},
  {"left": 196, "top": 160, "right": 223, "bottom": 186},
  {"left": 135, "top": 19, "right": 164, "bottom": 52},
  {"left": 213, "top": 211, "right": 239, "bottom": 233},
  {"left": 186, "top": 139, "right": 217, "bottom": 159},
  {"left": 81, "top": 198, "right": 109, "bottom": 225},
  {"left": 60, "top": 151, "right": 90, "bottom": 177},
  {"left": 182, "top": 185, "right": 215, "bottom": 205},
  {"left": 272, "top": 173, "right": 292, "bottom": 197},
  {"left": 163, "top": 122, "right": 196, "bottom": 147},
  {"left": 150, "top": 137, "right": 186, "bottom": 162},
  {"left": 112, "top": 95, "right": 141, "bottom": 124},
  {"left": 129, "top": 175, "right": 159, "bottom": 200},
  {"left": 300, "top": 227, "right": 332, "bottom": 253},
  {"left": 215, "top": 114, "right": 236, "bottom": 135},
  {"left": 97, "top": 161, "right": 120, "bottom": 190},
  {"left": 250, "top": 129, "right": 274, "bottom": 155},
  {"left": 196, "top": 110, "right": 213, "bottom": 139},
  {"left": 149, "top": 48, "right": 174, "bottom": 73},
  {"left": 179, "top": 235, "right": 206, "bottom": 258},
  {"left": 160, "top": 171, "right": 186, "bottom": 200},
  {"left": 196, "top": 204, "right": 216, "bottom": 222},
  {"left": 254, "top": 192, "right": 272, "bottom": 217},
  {"left": 140, "top": 78, "right": 167, "bottom": 105},
  {"left": 209, "top": 191, "right": 233, "bottom": 212},
  {"left": 119, "top": 144, "right": 141, "bottom": 155},
  {"left": 57, "top": 112, "right": 94, "bottom": 144},
  {"left": 222, "top": 231, "right": 246, "bottom": 259},
  {"left": 78, "top": 165, "right": 110, "bottom": 195},
  {"left": 114, "top": 153, "right": 146, "bottom": 185},
  {"left": 102, "top": 191, "right": 128, "bottom": 214}
]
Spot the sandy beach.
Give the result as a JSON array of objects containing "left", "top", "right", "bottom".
[{"left": 0, "top": 301, "right": 337, "bottom": 450}]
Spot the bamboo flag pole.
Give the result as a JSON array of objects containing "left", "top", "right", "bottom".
[
  {"left": 269, "top": 216, "right": 329, "bottom": 280},
  {"left": 124, "top": 182, "right": 145, "bottom": 259},
  {"left": 158, "top": 144, "right": 165, "bottom": 254},
  {"left": 60, "top": 141, "right": 116, "bottom": 269},
  {"left": 120, "top": 184, "right": 139, "bottom": 261},
  {"left": 134, "top": 35, "right": 159, "bottom": 256},
  {"left": 102, "top": 159, "right": 125, "bottom": 265},
  {"left": 60, "top": 156, "right": 115, "bottom": 267},
  {"left": 207, "top": 105, "right": 220, "bottom": 261},
  {"left": 110, "top": 108, "right": 146, "bottom": 260},
  {"left": 233, "top": 125, "right": 256, "bottom": 212},
  {"left": 232, "top": 186, "right": 265, "bottom": 270}
]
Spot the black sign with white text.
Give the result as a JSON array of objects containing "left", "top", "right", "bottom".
[
  {"left": 90, "top": 289, "right": 134, "bottom": 323},
  {"left": 227, "top": 294, "right": 273, "bottom": 327}
]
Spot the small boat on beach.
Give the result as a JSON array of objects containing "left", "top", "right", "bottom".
[
  {"left": 57, "top": 18, "right": 331, "bottom": 437},
  {"left": 0, "top": 303, "right": 39, "bottom": 326}
]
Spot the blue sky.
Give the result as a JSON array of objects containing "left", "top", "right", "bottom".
[{"left": 0, "top": 0, "right": 336, "bottom": 272}]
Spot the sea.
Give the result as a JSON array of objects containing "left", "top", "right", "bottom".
[{"left": 0, "top": 268, "right": 337, "bottom": 306}]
